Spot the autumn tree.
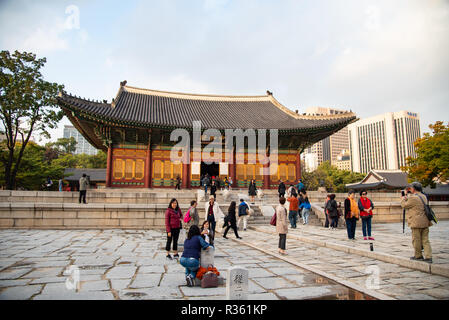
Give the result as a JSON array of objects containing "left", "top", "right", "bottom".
[
  {"left": 0, "top": 50, "right": 64, "bottom": 189},
  {"left": 402, "top": 121, "right": 449, "bottom": 187}
]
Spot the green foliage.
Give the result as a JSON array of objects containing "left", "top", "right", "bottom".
[
  {"left": 402, "top": 121, "right": 449, "bottom": 187},
  {"left": 45, "top": 137, "right": 77, "bottom": 155},
  {"left": 0, "top": 50, "right": 64, "bottom": 189},
  {"left": 303, "top": 161, "right": 365, "bottom": 192},
  {"left": 0, "top": 140, "right": 105, "bottom": 190}
]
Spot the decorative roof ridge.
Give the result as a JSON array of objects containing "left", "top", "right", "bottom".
[
  {"left": 121, "top": 85, "right": 272, "bottom": 102},
  {"left": 58, "top": 91, "right": 111, "bottom": 107},
  {"left": 267, "top": 95, "right": 357, "bottom": 121}
]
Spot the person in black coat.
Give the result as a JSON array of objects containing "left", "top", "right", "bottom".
[
  {"left": 326, "top": 194, "right": 339, "bottom": 229},
  {"left": 210, "top": 180, "right": 217, "bottom": 200},
  {"left": 278, "top": 180, "right": 286, "bottom": 198},
  {"left": 223, "top": 201, "right": 242, "bottom": 239},
  {"left": 248, "top": 179, "right": 257, "bottom": 204}
]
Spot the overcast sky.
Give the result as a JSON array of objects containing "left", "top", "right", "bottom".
[{"left": 1, "top": 0, "right": 448, "bottom": 143}]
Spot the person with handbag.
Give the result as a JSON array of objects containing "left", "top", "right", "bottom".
[
  {"left": 180, "top": 225, "right": 213, "bottom": 287},
  {"left": 401, "top": 182, "right": 433, "bottom": 263},
  {"left": 326, "top": 194, "right": 339, "bottom": 229},
  {"left": 276, "top": 197, "right": 289, "bottom": 255},
  {"left": 165, "top": 198, "right": 183, "bottom": 260},
  {"left": 223, "top": 201, "right": 242, "bottom": 239},
  {"left": 358, "top": 190, "right": 375, "bottom": 240},
  {"left": 344, "top": 190, "right": 359, "bottom": 240}
]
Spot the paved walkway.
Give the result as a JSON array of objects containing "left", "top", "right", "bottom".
[
  {"left": 241, "top": 221, "right": 449, "bottom": 300},
  {"left": 0, "top": 229, "right": 372, "bottom": 300}
]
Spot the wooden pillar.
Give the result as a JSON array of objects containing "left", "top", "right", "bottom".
[
  {"left": 230, "top": 147, "right": 236, "bottom": 188},
  {"left": 106, "top": 144, "right": 113, "bottom": 188},
  {"left": 182, "top": 149, "right": 190, "bottom": 189},
  {"left": 263, "top": 162, "right": 270, "bottom": 189},
  {"left": 145, "top": 139, "right": 152, "bottom": 189},
  {"left": 296, "top": 150, "right": 302, "bottom": 181}
]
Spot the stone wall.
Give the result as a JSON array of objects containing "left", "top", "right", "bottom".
[{"left": 0, "top": 190, "right": 447, "bottom": 229}]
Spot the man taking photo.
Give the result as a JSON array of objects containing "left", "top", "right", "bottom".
[{"left": 400, "top": 181, "right": 433, "bottom": 263}]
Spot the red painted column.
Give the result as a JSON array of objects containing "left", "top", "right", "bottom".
[
  {"left": 182, "top": 149, "right": 190, "bottom": 189},
  {"left": 263, "top": 161, "right": 270, "bottom": 189},
  {"left": 145, "top": 141, "right": 152, "bottom": 188},
  {"left": 230, "top": 147, "right": 236, "bottom": 188},
  {"left": 296, "top": 150, "right": 302, "bottom": 181},
  {"left": 106, "top": 144, "right": 113, "bottom": 188}
]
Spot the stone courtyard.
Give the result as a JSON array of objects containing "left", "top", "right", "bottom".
[{"left": 1, "top": 221, "right": 448, "bottom": 300}]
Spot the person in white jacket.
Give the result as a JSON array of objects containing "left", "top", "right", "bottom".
[{"left": 204, "top": 195, "right": 224, "bottom": 233}]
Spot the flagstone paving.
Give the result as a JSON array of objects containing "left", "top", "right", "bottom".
[
  {"left": 0, "top": 229, "right": 373, "bottom": 300},
  {"left": 0, "top": 222, "right": 448, "bottom": 300},
  {"left": 240, "top": 221, "right": 449, "bottom": 300}
]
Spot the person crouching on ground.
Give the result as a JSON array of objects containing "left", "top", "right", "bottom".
[
  {"left": 358, "top": 190, "right": 375, "bottom": 240},
  {"left": 401, "top": 182, "right": 433, "bottom": 263},
  {"left": 180, "top": 225, "right": 213, "bottom": 287},
  {"left": 344, "top": 190, "right": 359, "bottom": 240},
  {"left": 276, "top": 197, "right": 288, "bottom": 255},
  {"left": 165, "top": 198, "right": 183, "bottom": 260}
]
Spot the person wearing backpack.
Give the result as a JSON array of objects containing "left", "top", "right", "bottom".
[
  {"left": 401, "top": 182, "right": 433, "bottom": 263},
  {"left": 184, "top": 200, "right": 199, "bottom": 228},
  {"left": 326, "top": 194, "right": 339, "bottom": 230}
]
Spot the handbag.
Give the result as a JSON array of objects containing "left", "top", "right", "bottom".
[
  {"left": 201, "top": 271, "right": 219, "bottom": 288},
  {"left": 417, "top": 194, "right": 438, "bottom": 224},
  {"left": 270, "top": 211, "right": 277, "bottom": 226}
]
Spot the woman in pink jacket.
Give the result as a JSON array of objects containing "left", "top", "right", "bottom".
[{"left": 165, "top": 198, "right": 183, "bottom": 260}]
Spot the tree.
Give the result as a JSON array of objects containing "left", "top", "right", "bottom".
[
  {"left": 0, "top": 50, "right": 64, "bottom": 189},
  {"left": 302, "top": 161, "right": 365, "bottom": 192},
  {"left": 402, "top": 121, "right": 449, "bottom": 187},
  {"left": 46, "top": 137, "right": 77, "bottom": 155}
]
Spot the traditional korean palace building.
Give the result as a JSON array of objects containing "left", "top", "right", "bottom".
[{"left": 57, "top": 82, "right": 356, "bottom": 189}]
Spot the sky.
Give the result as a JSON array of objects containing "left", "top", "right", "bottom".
[{"left": 1, "top": 0, "right": 448, "bottom": 143}]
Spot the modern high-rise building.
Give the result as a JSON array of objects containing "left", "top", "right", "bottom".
[
  {"left": 348, "top": 111, "right": 420, "bottom": 173},
  {"left": 63, "top": 125, "right": 98, "bottom": 155},
  {"left": 303, "top": 107, "right": 350, "bottom": 171}
]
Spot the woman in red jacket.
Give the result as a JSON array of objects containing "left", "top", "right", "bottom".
[
  {"left": 165, "top": 198, "right": 183, "bottom": 260},
  {"left": 358, "top": 190, "right": 375, "bottom": 240}
]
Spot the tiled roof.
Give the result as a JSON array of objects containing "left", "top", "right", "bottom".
[{"left": 57, "top": 85, "right": 356, "bottom": 131}]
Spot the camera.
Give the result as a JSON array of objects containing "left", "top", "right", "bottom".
[{"left": 401, "top": 190, "right": 405, "bottom": 197}]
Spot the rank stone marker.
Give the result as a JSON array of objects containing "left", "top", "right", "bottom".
[
  {"left": 226, "top": 266, "right": 249, "bottom": 300},
  {"left": 200, "top": 246, "right": 215, "bottom": 268}
]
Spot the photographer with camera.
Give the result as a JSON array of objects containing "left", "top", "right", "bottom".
[{"left": 400, "top": 181, "right": 433, "bottom": 263}]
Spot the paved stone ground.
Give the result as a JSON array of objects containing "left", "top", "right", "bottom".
[
  {"left": 244, "top": 221, "right": 449, "bottom": 300},
  {"left": 0, "top": 229, "right": 372, "bottom": 300}
]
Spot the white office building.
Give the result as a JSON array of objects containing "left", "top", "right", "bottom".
[
  {"left": 348, "top": 111, "right": 420, "bottom": 173},
  {"left": 63, "top": 125, "right": 98, "bottom": 155}
]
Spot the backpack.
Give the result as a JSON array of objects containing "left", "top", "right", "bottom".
[
  {"left": 417, "top": 194, "right": 438, "bottom": 224},
  {"left": 183, "top": 208, "right": 192, "bottom": 223}
]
